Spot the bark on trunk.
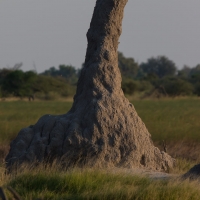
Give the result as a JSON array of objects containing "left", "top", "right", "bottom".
[{"left": 6, "top": 0, "right": 175, "bottom": 171}]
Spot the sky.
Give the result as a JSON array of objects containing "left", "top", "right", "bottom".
[{"left": 1, "top": 0, "right": 200, "bottom": 73}]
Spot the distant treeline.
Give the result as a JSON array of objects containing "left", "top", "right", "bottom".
[
  {"left": 0, "top": 66, "right": 77, "bottom": 100},
  {"left": 1, "top": 52, "right": 200, "bottom": 100}
]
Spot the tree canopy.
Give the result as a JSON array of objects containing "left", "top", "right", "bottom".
[
  {"left": 118, "top": 51, "right": 139, "bottom": 79},
  {"left": 140, "top": 56, "right": 177, "bottom": 78},
  {"left": 2, "top": 52, "right": 200, "bottom": 99},
  {"left": 42, "top": 65, "right": 78, "bottom": 84}
]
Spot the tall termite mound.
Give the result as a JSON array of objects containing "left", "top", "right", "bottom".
[{"left": 6, "top": 0, "right": 175, "bottom": 171}]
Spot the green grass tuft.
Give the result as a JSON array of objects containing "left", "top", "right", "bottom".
[{"left": 1, "top": 168, "right": 199, "bottom": 200}]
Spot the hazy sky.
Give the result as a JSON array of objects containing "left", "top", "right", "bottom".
[{"left": 1, "top": 0, "right": 200, "bottom": 73}]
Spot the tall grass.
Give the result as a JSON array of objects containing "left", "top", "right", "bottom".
[
  {"left": 132, "top": 98, "right": 200, "bottom": 142},
  {"left": 1, "top": 98, "right": 200, "bottom": 144},
  {"left": 0, "top": 101, "right": 72, "bottom": 143},
  {"left": 0, "top": 167, "right": 200, "bottom": 200},
  {"left": 1, "top": 98, "right": 200, "bottom": 160},
  {"left": 1, "top": 98, "right": 200, "bottom": 199}
]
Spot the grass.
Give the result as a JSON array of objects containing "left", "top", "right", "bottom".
[
  {"left": 1, "top": 98, "right": 200, "bottom": 143},
  {"left": 0, "top": 101, "right": 72, "bottom": 143},
  {"left": 1, "top": 98, "right": 200, "bottom": 199},
  {"left": 0, "top": 167, "right": 200, "bottom": 200},
  {"left": 1, "top": 98, "right": 200, "bottom": 161},
  {"left": 132, "top": 98, "right": 200, "bottom": 142}
]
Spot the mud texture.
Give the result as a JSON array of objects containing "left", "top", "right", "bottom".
[{"left": 6, "top": 0, "right": 175, "bottom": 172}]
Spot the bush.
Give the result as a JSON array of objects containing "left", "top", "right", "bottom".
[
  {"left": 118, "top": 52, "right": 139, "bottom": 79},
  {"left": 194, "top": 82, "right": 200, "bottom": 96},
  {"left": 161, "top": 77, "right": 194, "bottom": 96},
  {"left": 140, "top": 56, "right": 177, "bottom": 78},
  {"left": 33, "top": 75, "right": 73, "bottom": 98},
  {"left": 1, "top": 70, "right": 37, "bottom": 98},
  {"left": 122, "top": 80, "right": 138, "bottom": 95},
  {"left": 137, "top": 81, "right": 153, "bottom": 92}
]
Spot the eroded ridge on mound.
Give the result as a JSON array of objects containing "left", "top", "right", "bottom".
[{"left": 6, "top": 0, "right": 175, "bottom": 172}]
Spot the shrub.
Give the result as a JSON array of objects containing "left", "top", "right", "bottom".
[
  {"left": 137, "top": 81, "right": 153, "bottom": 92},
  {"left": 160, "top": 77, "right": 194, "bottom": 96},
  {"left": 122, "top": 80, "right": 138, "bottom": 95}
]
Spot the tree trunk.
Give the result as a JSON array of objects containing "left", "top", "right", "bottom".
[{"left": 6, "top": 0, "right": 175, "bottom": 171}]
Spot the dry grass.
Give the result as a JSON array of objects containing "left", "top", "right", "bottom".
[
  {"left": 0, "top": 165, "right": 200, "bottom": 200},
  {"left": 1, "top": 98, "right": 200, "bottom": 171},
  {"left": 0, "top": 98, "right": 200, "bottom": 199},
  {"left": 0, "top": 145, "right": 9, "bottom": 165},
  {"left": 155, "top": 140, "right": 200, "bottom": 161}
]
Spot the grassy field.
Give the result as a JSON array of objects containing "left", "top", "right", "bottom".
[
  {"left": 0, "top": 100, "right": 72, "bottom": 143},
  {"left": 1, "top": 166, "right": 200, "bottom": 200},
  {"left": 1, "top": 98, "right": 200, "bottom": 199},
  {"left": 1, "top": 98, "right": 200, "bottom": 160},
  {"left": 133, "top": 98, "right": 200, "bottom": 142},
  {"left": 1, "top": 98, "right": 200, "bottom": 143}
]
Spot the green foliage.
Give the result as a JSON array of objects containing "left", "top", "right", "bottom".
[
  {"left": 177, "top": 65, "right": 191, "bottom": 78},
  {"left": 0, "top": 68, "right": 76, "bottom": 99},
  {"left": 190, "top": 64, "right": 200, "bottom": 77},
  {"left": 33, "top": 75, "right": 73, "bottom": 97},
  {"left": 59, "top": 65, "right": 77, "bottom": 83},
  {"left": 3, "top": 54, "right": 200, "bottom": 98},
  {"left": 42, "top": 65, "right": 78, "bottom": 84},
  {"left": 117, "top": 54, "right": 197, "bottom": 97},
  {"left": 122, "top": 79, "right": 138, "bottom": 95},
  {"left": 159, "top": 77, "right": 194, "bottom": 96},
  {"left": 194, "top": 82, "right": 200, "bottom": 96},
  {"left": 189, "top": 66, "right": 200, "bottom": 95},
  {"left": 0, "top": 68, "right": 12, "bottom": 84},
  {"left": 118, "top": 51, "right": 139, "bottom": 79},
  {"left": 137, "top": 80, "right": 154, "bottom": 92},
  {"left": 140, "top": 56, "right": 177, "bottom": 78},
  {"left": 1, "top": 70, "right": 37, "bottom": 98}
]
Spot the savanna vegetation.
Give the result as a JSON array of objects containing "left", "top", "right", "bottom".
[
  {"left": 1, "top": 98, "right": 200, "bottom": 162},
  {"left": 1, "top": 52, "right": 200, "bottom": 199},
  {"left": 1, "top": 52, "right": 200, "bottom": 101},
  {"left": 1, "top": 167, "right": 200, "bottom": 200},
  {"left": 0, "top": 98, "right": 200, "bottom": 199}
]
